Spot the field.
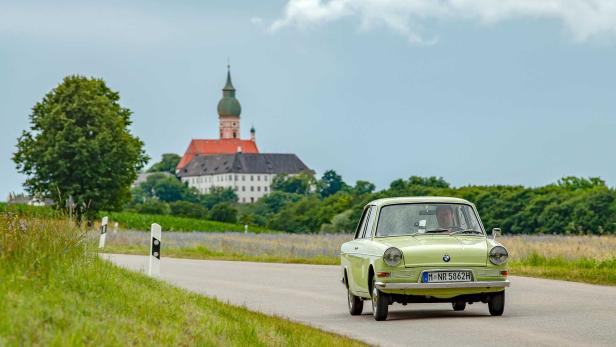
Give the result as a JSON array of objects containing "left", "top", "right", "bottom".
[
  {"left": 104, "top": 232, "right": 616, "bottom": 285},
  {"left": 0, "top": 213, "right": 365, "bottom": 346},
  {"left": 0, "top": 203, "right": 274, "bottom": 233}
]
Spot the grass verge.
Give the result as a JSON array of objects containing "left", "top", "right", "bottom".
[
  {"left": 104, "top": 245, "right": 340, "bottom": 265},
  {"left": 0, "top": 214, "right": 365, "bottom": 346},
  {"left": 509, "top": 253, "right": 616, "bottom": 286}
]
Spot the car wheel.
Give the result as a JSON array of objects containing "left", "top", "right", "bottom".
[
  {"left": 347, "top": 285, "right": 364, "bottom": 315},
  {"left": 452, "top": 301, "right": 466, "bottom": 311},
  {"left": 488, "top": 290, "right": 505, "bottom": 316},
  {"left": 371, "top": 278, "right": 389, "bottom": 321}
]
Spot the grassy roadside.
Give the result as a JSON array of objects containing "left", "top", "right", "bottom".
[
  {"left": 0, "top": 215, "right": 366, "bottom": 346},
  {"left": 105, "top": 245, "right": 616, "bottom": 286},
  {"left": 509, "top": 254, "right": 616, "bottom": 286}
]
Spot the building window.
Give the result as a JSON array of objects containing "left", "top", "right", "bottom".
[
  {"left": 264, "top": 176, "right": 268, "bottom": 181},
  {"left": 250, "top": 197, "right": 254, "bottom": 203},
  {"left": 257, "top": 186, "right": 261, "bottom": 192},
  {"left": 234, "top": 186, "right": 238, "bottom": 191},
  {"left": 250, "top": 186, "right": 254, "bottom": 192},
  {"left": 242, "top": 197, "right": 245, "bottom": 202},
  {"left": 250, "top": 175, "right": 254, "bottom": 181},
  {"left": 264, "top": 186, "right": 268, "bottom": 192},
  {"left": 257, "top": 175, "right": 260, "bottom": 181},
  {"left": 242, "top": 186, "right": 245, "bottom": 192},
  {"left": 235, "top": 175, "right": 238, "bottom": 181},
  {"left": 242, "top": 175, "right": 245, "bottom": 181}
]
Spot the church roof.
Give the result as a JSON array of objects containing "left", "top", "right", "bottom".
[
  {"left": 176, "top": 138, "right": 259, "bottom": 170},
  {"left": 177, "top": 152, "right": 310, "bottom": 177}
]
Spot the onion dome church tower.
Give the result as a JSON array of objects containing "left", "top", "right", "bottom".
[{"left": 218, "top": 65, "right": 242, "bottom": 139}]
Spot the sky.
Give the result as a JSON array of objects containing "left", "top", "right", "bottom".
[{"left": 1, "top": 0, "right": 616, "bottom": 198}]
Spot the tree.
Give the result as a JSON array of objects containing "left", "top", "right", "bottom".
[
  {"left": 169, "top": 200, "right": 208, "bottom": 218},
  {"left": 318, "top": 170, "right": 349, "bottom": 198},
  {"left": 271, "top": 172, "right": 316, "bottom": 195},
  {"left": 353, "top": 180, "right": 376, "bottom": 195},
  {"left": 201, "top": 187, "right": 238, "bottom": 209},
  {"left": 133, "top": 173, "right": 198, "bottom": 203},
  {"left": 148, "top": 153, "right": 181, "bottom": 174},
  {"left": 13, "top": 76, "right": 148, "bottom": 222},
  {"left": 210, "top": 203, "right": 238, "bottom": 223}
]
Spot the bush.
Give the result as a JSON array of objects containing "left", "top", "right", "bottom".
[
  {"left": 210, "top": 203, "right": 238, "bottom": 223},
  {"left": 169, "top": 201, "right": 208, "bottom": 219},
  {"left": 135, "top": 200, "right": 170, "bottom": 215}
]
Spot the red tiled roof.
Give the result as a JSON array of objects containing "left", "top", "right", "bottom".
[{"left": 176, "top": 139, "right": 259, "bottom": 170}]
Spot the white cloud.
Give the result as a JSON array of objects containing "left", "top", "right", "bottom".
[
  {"left": 250, "top": 17, "right": 264, "bottom": 25},
  {"left": 271, "top": 0, "right": 616, "bottom": 43}
]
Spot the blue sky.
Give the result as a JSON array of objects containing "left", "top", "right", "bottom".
[{"left": 2, "top": 0, "right": 616, "bottom": 198}]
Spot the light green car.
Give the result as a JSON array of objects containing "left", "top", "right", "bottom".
[{"left": 341, "top": 197, "right": 510, "bottom": 321}]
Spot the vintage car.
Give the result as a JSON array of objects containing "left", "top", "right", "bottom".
[{"left": 341, "top": 197, "right": 510, "bottom": 321}]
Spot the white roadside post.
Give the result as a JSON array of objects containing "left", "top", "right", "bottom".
[
  {"left": 148, "top": 223, "right": 162, "bottom": 277},
  {"left": 244, "top": 224, "right": 248, "bottom": 234},
  {"left": 113, "top": 222, "right": 119, "bottom": 234},
  {"left": 98, "top": 216, "right": 108, "bottom": 249}
]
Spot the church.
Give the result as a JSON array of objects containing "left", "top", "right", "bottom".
[{"left": 176, "top": 66, "right": 311, "bottom": 203}]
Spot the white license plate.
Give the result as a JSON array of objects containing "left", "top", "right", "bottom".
[{"left": 424, "top": 271, "right": 472, "bottom": 283}]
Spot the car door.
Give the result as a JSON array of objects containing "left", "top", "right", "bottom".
[
  {"left": 355, "top": 205, "right": 378, "bottom": 294},
  {"left": 348, "top": 206, "right": 371, "bottom": 294}
]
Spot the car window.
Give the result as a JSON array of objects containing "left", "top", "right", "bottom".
[
  {"left": 363, "top": 206, "right": 377, "bottom": 238},
  {"left": 354, "top": 207, "right": 370, "bottom": 239},
  {"left": 360, "top": 207, "right": 373, "bottom": 238},
  {"left": 375, "top": 203, "right": 484, "bottom": 237}
]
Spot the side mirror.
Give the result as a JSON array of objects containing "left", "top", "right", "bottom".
[{"left": 491, "top": 228, "right": 501, "bottom": 240}]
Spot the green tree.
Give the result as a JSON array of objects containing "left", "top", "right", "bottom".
[
  {"left": 210, "top": 203, "right": 238, "bottom": 223},
  {"left": 13, "top": 75, "right": 148, "bottom": 222},
  {"left": 132, "top": 173, "right": 199, "bottom": 203},
  {"left": 271, "top": 172, "right": 315, "bottom": 195},
  {"left": 318, "top": 170, "right": 349, "bottom": 198},
  {"left": 168, "top": 200, "right": 208, "bottom": 218},
  {"left": 201, "top": 187, "right": 238, "bottom": 209},
  {"left": 353, "top": 180, "right": 376, "bottom": 195},
  {"left": 148, "top": 153, "right": 181, "bottom": 174}
]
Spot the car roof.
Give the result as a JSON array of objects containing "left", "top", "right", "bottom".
[{"left": 369, "top": 196, "right": 474, "bottom": 207}]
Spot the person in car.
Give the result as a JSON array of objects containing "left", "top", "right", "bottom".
[{"left": 436, "top": 205, "right": 455, "bottom": 231}]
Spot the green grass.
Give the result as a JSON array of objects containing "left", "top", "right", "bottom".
[
  {"left": 105, "top": 244, "right": 340, "bottom": 265},
  {"left": 509, "top": 253, "right": 616, "bottom": 286},
  {"left": 0, "top": 214, "right": 366, "bottom": 346},
  {"left": 105, "top": 211, "right": 274, "bottom": 233},
  {"left": 0, "top": 202, "right": 274, "bottom": 233}
]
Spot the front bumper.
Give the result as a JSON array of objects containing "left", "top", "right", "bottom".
[{"left": 375, "top": 280, "right": 510, "bottom": 290}]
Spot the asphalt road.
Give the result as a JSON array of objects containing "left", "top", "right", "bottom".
[{"left": 104, "top": 254, "right": 616, "bottom": 347}]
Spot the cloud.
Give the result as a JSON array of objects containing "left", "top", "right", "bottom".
[
  {"left": 251, "top": 17, "right": 264, "bottom": 25},
  {"left": 271, "top": 0, "right": 616, "bottom": 43}
]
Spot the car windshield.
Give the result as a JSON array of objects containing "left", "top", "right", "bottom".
[{"left": 375, "top": 203, "right": 484, "bottom": 237}]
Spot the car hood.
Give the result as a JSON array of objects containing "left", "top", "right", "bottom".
[{"left": 380, "top": 235, "right": 488, "bottom": 267}]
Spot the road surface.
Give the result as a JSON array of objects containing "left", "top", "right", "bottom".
[{"left": 104, "top": 254, "right": 616, "bottom": 347}]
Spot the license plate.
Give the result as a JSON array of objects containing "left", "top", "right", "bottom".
[{"left": 424, "top": 271, "right": 472, "bottom": 283}]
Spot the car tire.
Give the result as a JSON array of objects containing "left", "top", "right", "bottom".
[
  {"left": 347, "top": 286, "right": 364, "bottom": 315},
  {"left": 488, "top": 290, "right": 505, "bottom": 316},
  {"left": 452, "top": 301, "right": 466, "bottom": 311},
  {"left": 371, "top": 278, "right": 389, "bottom": 321}
]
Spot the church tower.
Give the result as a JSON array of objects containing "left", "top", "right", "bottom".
[{"left": 217, "top": 65, "right": 241, "bottom": 139}]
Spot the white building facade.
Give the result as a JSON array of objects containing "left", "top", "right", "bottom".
[{"left": 178, "top": 152, "right": 310, "bottom": 203}]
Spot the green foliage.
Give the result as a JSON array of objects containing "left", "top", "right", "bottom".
[
  {"left": 209, "top": 203, "right": 238, "bottom": 223},
  {"left": 134, "top": 200, "right": 170, "bottom": 215},
  {"left": 105, "top": 211, "right": 271, "bottom": 232},
  {"left": 132, "top": 173, "right": 198, "bottom": 203},
  {"left": 12, "top": 75, "right": 148, "bottom": 221},
  {"left": 169, "top": 200, "right": 209, "bottom": 219},
  {"left": 271, "top": 172, "right": 316, "bottom": 195},
  {"left": 147, "top": 153, "right": 181, "bottom": 174},
  {"left": 319, "top": 170, "right": 349, "bottom": 198},
  {"left": 200, "top": 186, "right": 238, "bottom": 209}
]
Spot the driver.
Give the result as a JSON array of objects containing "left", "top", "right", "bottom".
[{"left": 436, "top": 205, "right": 455, "bottom": 231}]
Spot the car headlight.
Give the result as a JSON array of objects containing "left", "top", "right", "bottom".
[
  {"left": 489, "top": 246, "right": 508, "bottom": 265},
  {"left": 383, "top": 247, "right": 403, "bottom": 267}
]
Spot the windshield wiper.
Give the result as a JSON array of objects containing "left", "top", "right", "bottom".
[
  {"left": 424, "top": 228, "right": 449, "bottom": 233},
  {"left": 449, "top": 229, "right": 482, "bottom": 236}
]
